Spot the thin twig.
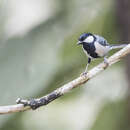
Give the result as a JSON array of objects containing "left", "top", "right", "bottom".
[{"left": 0, "top": 44, "right": 130, "bottom": 114}]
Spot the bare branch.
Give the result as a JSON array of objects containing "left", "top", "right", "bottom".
[{"left": 0, "top": 44, "right": 130, "bottom": 114}]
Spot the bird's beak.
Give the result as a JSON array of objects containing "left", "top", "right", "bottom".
[{"left": 77, "top": 41, "right": 82, "bottom": 45}]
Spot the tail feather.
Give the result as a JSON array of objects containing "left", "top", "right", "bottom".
[{"left": 110, "top": 44, "right": 129, "bottom": 50}]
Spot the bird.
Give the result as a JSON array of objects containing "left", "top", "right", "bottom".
[{"left": 77, "top": 33, "right": 128, "bottom": 75}]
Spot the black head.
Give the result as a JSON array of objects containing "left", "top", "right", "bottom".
[{"left": 77, "top": 33, "right": 95, "bottom": 45}]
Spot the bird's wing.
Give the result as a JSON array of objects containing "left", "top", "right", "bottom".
[{"left": 95, "top": 35, "right": 109, "bottom": 46}]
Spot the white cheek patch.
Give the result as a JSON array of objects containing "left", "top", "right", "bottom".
[{"left": 84, "top": 36, "right": 94, "bottom": 43}]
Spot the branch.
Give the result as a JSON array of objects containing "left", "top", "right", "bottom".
[{"left": 0, "top": 44, "right": 130, "bottom": 114}]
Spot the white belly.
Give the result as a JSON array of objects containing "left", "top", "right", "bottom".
[{"left": 95, "top": 42, "right": 110, "bottom": 57}]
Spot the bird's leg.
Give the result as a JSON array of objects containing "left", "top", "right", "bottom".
[
  {"left": 103, "top": 56, "right": 109, "bottom": 69},
  {"left": 80, "top": 57, "right": 91, "bottom": 76}
]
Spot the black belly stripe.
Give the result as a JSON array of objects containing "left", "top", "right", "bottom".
[{"left": 83, "top": 43, "right": 99, "bottom": 58}]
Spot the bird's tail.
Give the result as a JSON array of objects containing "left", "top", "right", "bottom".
[{"left": 109, "top": 44, "right": 129, "bottom": 50}]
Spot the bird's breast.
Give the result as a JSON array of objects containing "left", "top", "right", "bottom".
[{"left": 83, "top": 43, "right": 99, "bottom": 58}]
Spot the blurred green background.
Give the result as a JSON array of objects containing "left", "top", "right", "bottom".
[{"left": 0, "top": 0, "right": 130, "bottom": 130}]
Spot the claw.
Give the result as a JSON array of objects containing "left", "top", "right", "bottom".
[
  {"left": 104, "top": 57, "right": 109, "bottom": 69},
  {"left": 80, "top": 71, "right": 88, "bottom": 76}
]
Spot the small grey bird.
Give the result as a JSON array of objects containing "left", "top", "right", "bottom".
[{"left": 77, "top": 33, "right": 128, "bottom": 75}]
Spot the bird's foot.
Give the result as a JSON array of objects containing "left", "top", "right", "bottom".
[
  {"left": 104, "top": 58, "right": 109, "bottom": 69},
  {"left": 80, "top": 71, "right": 88, "bottom": 76}
]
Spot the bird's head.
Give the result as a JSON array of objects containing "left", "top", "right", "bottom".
[{"left": 77, "top": 33, "right": 96, "bottom": 45}]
